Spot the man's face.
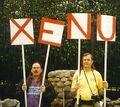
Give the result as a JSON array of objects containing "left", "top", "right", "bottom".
[
  {"left": 31, "top": 63, "right": 42, "bottom": 76},
  {"left": 83, "top": 54, "right": 93, "bottom": 69}
]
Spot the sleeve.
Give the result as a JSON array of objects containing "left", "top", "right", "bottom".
[
  {"left": 42, "top": 80, "right": 57, "bottom": 104},
  {"left": 15, "top": 81, "right": 25, "bottom": 107},
  {"left": 71, "top": 72, "right": 78, "bottom": 89},
  {"left": 97, "top": 72, "right": 104, "bottom": 96}
]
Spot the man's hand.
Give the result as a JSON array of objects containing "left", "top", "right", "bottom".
[
  {"left": 22, "top": 84, "right": 27, "bottom": 91},
  {"left": 103, "top": 81, "right": 108, "bottom": 89},
  {"left": 71, "top": 82, "right": 79, "bottom": 97},
  {"left": 40, "top": 85, "right": 46, "bottom": 92}
]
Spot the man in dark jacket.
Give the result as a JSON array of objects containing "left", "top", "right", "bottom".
[{"left": 16, "top": 62, "right": 57, "bottom": 107}]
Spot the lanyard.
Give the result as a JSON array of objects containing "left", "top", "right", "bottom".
[{"left": 83, "top": 70, "right": 99, "bottom": 95}]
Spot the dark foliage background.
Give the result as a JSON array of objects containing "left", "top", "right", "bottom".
[{"left": 0, "top": 0, "right": 120, "bottom": 99}]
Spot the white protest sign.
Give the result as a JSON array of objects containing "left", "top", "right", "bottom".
[
  {"left": 38, "top": 18, "right": 64, "bottom": 107},
  {"left": 67, "top": 13, "right": 91, "bottom": 39},
  {"left": 10, "top": 18, "right": 34, "bottom": 107},
  {"left": 38, "top": 18, "right": 64, "bottom": 47},
  {"left": 10, "top": 18, "right": 34, "bottom": 45},
  {"left": 67, "top": 13, "right": 92, "bottom": 106},
  {"left": 97, "top": 15, "right": 116, "bottom": 41},
  {"left": 97, "top": 15, "right": 116, "bottom": 107}
]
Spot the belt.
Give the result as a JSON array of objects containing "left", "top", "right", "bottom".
[{"left": 80, "top": 100, "right": 97, "bottom": 105}]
